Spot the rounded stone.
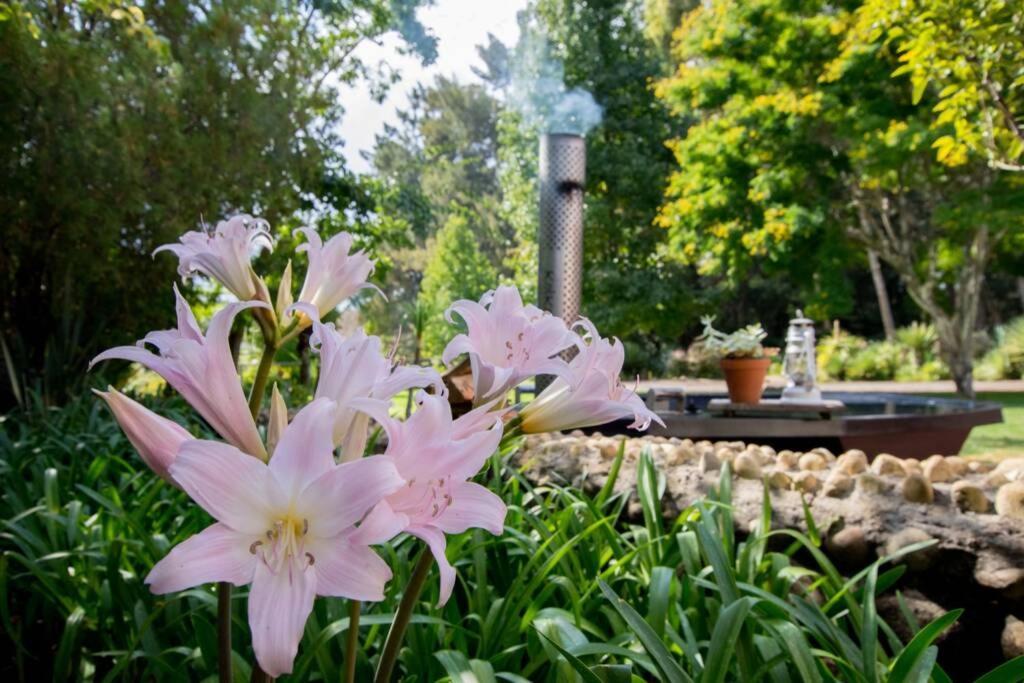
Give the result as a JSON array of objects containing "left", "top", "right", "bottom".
[
  {"left": 598, "top": 440, "right": 620, "bottom": 460},
  {"left": 823, "top": 472, "right": 854, "bottom": 498},
  {"left": 668, "top": 443, "right": 697, "bottom": 465},
  {"left": 1002, "top": 616, "right": 1024, "bottom": 659},
  {"left": 943, "top": 455, "right": 969, "bottom": 478},
  {"left": 951, "top": 481, "right": 990, "bottom": 514},
  {"left": 923, "top": 456, "right": 954, "bottom": 483},
  {"left": 902, "top": 473, "right": 935, "bottom": 504},
  {"left": 810, "top": 447, "right": 836, "bottom": 462},
  {"left": 856, "top": 472, "right": 888, "bottom": 496},
  {"left": 793, "top": 472, "right": 821, "bottom": 494},
  {"left": 715, "top": 446, "right": 738, "bottom": 464},
  {"left": 836, "top": 450, "right": 868, "bottom": 476},
  {"left": 733, "top": 452, "right": 763, "bottom": 480},
  {"left": 872, "top": 454, "right": 906, "bottom": 477},
  {"left": 777, "top": 450, "right": 800, "bottom": 470},
  {"left": 766, "top": 470, "right": 792, "bottom": 491},
  {"left": 799, "top": 452, "right": 828, "bottom": 471},
  {"left": 969, "top": 459, "right": 998, "bottom": 474},
  {"left": 996, "top": 482, "right": 1024, "bottom": 520},
  {"left": 901, "top": 458, "right": 923, "bottom": 477}
]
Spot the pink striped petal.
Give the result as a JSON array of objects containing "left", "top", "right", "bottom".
[
  {"left": 146, "top": 523, "right": 256, "bottom": 593},
  {"left": 297, "top": 456, "right": 403, "bottom": 538},
  {"left": 308, "top": 535, "right": 393, "bottom": 600},
  {"left": 351, "top": 501, "right": 409, "bottom": 545},
  {"left": 269, "top": 398, "right": 337, "bottom": 496},
  {"left": 410, "top": 527, "right": 456, "bottom": 606},
  {"left": 248, "top": 558, "right": 316, "bottom": 677},
  {"left": 433, "top": 482, "right": 506, "bottom": 536},
  {"left": 170, "top": 441, "right": 282, "bottom": 534},
  {"left": 94, "top": 387, "right": 191, "bottom": 482}
]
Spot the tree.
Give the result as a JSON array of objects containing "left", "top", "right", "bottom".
[
  {"left": 656, "top": 0, "right": 1024, "bottom": 396},
  {"left": 363, "top": 75, "right": 511, "bottom": 361},
  {"left": 0, "top": 0, "right": 434, "bottom": 407},
  {"left": 842, "top": 0, "right": 1024, "bottom": 314},
  {"left": 417, "top": 213, "right": 499, "bottom": 357},
  {"left": 843, "top": 0, "right": 1024, "bottom": 173}
]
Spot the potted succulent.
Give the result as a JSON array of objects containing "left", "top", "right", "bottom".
[{"left": 698, "top": 316, "right": 776, "bottom": 404}]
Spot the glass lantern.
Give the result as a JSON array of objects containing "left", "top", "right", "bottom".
[{"left": 781, "top": 310, "right": 822, "bottom": 402}]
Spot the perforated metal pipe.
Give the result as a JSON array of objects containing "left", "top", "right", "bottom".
[{"left": 538, "top": 133, "right": 586, "bottom": 326}]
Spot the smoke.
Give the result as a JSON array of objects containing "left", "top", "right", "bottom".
[{"left": 505, "top": 17, "right": 602, "bottom": 136}]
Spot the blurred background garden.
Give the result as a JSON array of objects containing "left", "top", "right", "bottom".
[{"left": 2, "top": 0, "right": 1024, "bottom": 680}]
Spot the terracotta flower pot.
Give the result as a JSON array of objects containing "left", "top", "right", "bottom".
[{"left": 720, "top": 356, "right": 771, "bottom": 404}]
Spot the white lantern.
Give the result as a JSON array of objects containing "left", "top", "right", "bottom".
[{"left": 781, "top": 310, "right": 822, "bottom": 403}]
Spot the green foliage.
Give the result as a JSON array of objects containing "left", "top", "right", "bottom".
[
  {"left": 655, "top": 0, "right": 865, "bottom": 320},
  {"left": 655, "top": 0, "right": 1024, "bottom": 394},
  {"left": 976, "top": 317, "right": 1024, "bottom": 381},
  {"left": 817, "top": 324, "right": 948, "bottom": 382},
  {"left": 417, "top": 213, "right": 500, "bottom": 358},
  {"left": 840, "top": 0, "right": 1024, "bottom": 172},
  {"left": 4, "top": 395, "right": 1021, "bottom": 680},
  {"left": 0, "top": 0, "right": 434, "bottom": 408}
]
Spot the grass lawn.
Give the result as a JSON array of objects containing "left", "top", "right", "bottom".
[{"left": 952, "top": 392, "right": 1024, "bottom": 458}]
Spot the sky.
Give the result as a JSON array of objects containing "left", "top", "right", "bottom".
[{"left": 338, "top": 0, "right": 527, "bottom": 174}]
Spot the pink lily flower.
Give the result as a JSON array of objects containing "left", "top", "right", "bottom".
[
  {"left": 295, "top": 228, "right": 377, "bottom": 323},
  {"left": 292, "top": 303, "right": 445, "bottom": 460},
  {"left": 93, "top": 387, "right": 192, "bottom": 483},
  {"left": 351, "top": 392, "right": 505, "bottom": 605},
  {"left": 519, "top": 319, "right": 664, "bottom": 434},
  {"left": 442, "top": 285, "right": 577, "bottom": 404},
  {"left": 155, "top": 215, "right": 272, "bottom": 302},
  {"left": 146, "top": 399, "right": 404, "bottom": 677},
  {"left": 91, "top": 286, "right": 268, "bottom": 460}
]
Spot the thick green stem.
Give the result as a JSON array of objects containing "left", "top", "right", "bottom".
[
  {"left": 345, "top": 600, "right": 361, "bottom": 683},
  {"left": 374, "top": 550, "right": 433, "bottom": 683},
  {"left": 217, "top": 582, "right": 232, "bottom": 683},
  {"left": 248, "top": 341, "right": 277, "bottom": 419}
]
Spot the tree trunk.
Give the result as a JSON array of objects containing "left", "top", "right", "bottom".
[{"left": 867, "top": 249, "right": 896, "bottom": 341}]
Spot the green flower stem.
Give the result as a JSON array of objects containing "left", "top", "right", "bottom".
[
  {"left": 248, "top": 340, "right": 278, "bottom": 419},
  {"left": 374, "top": 549, "right": 434, "bottom": 683},
  {"left": 345, "top": 600, "right": 361, "bottom": 683}
]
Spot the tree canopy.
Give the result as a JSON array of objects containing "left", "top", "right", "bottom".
[{"left": 0, "top": 0, "right": 434, "bottom": 406}]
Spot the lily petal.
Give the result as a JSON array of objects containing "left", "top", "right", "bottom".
[
  {"left": 433, "top": 482, "right": 506, "bottom": 536},
  {"left": 248, "top": 558, "right": 316, "bottom": 677},
  {"left": 307, "top": 535, "right": 393, "bottom": 601},
  {"left": 146, "top": 523, "right": 256, "bottom": 593},
  {"left": 410, "top": 526, "right": 456, "bottom": 606},
  {"left": 298, "top": 456, "right": 403, "bottom": 538},
  {"left": 268, "top": 398, "right": 338, "bottom": 497},
  {"left": 170, "top": 440, "right": 282, "bottom": 534}
]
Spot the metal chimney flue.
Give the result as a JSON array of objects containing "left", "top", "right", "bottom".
[{"left": 538, "top": 133, "right": 586, "bottom": 326}]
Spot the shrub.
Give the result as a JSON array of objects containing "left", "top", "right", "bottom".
[
  {"left": 977, "top": 317, "right": 1024, "bottom": 380},
  {"left": 817, "top": 323, "right": 949, "bottom": 382}
]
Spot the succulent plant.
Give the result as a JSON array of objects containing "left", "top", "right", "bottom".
[{"left": 697, "top": 316, "right": 771, "bottom": 359}]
